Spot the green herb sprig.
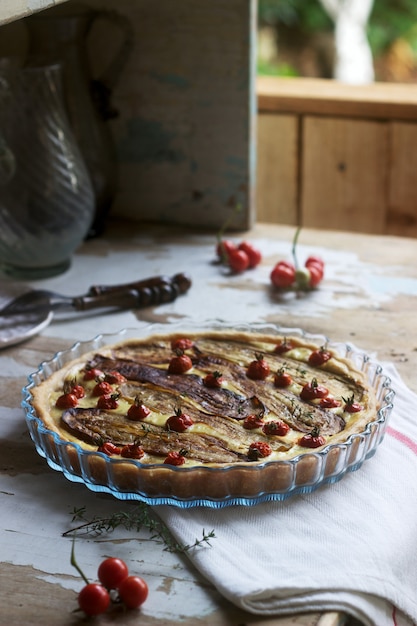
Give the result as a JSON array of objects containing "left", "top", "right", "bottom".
[{"left": 63, "top": 504, "right": 215, "bottom": 553}]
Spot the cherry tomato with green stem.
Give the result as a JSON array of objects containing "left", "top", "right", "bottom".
[
  {"left": 308, "top": 347, "right": 332, "bottom": 367},
  {"left": 343, "top": 395, "right": 364, "bottom": 413},
  {"left": 121, "top": 443, "right": 145, "bottom": 459},
  {"left": 166, "top": 409, "right": 194, "bottom": 432},
  {"left": 78, "top": 583, "right": 110, "bottom": 616},
  {"left": 274, "top": 338, "right": 294, "bottom": 354},
  {"left": 164, "top": 450, "right": 186, "bottom": 466},
  {"left": 97, "top": 394, "right": 119, "bottom": 410},
  {"left": 246, "top": 354, "right": 270, "bottom": 380},
  {"left": 127, "top": 398, "right": 151, "bottom": 421},
  {"left": 262, "top": 420, "right": 290, "bottom": 436},
  {"left": 298, "top": 428, "right": 326, "bottom": 449},
  {"left": 300, "top": 379, "right": 329, "bottom": 401},
  {"left": 203, "top": 371, "right": 223, "bottom": 388},
  {"left": 168, "top": 352, "right": 193, "bottom": 374},
  {"left": 274, "top": 369, "right": 292, "bottom": 388}
]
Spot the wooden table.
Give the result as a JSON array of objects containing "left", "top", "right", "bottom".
[{"left": 1, "top": 220, "right": 416, "bottom": 626}]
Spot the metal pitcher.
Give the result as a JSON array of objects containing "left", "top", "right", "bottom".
[{"left": 24, "top": 3, "right": 134, "bottom": 238}]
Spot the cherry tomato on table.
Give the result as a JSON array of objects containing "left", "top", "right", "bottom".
[
  {"left": 307, "top": 264, "right": 323, "bottom": 287},
  {"left": 270, "top": 261, "right": 296, "bottom": 288},
  {"left": 98, "top": 557, "right": 129, "bottom": 590},
  {"left": 118, "top": 575, "right": 149, "bottom": 609},
  {"left": 228, "top": 248, "right": 250, "bottom": 273},
  {"left": 305, "top": 255, "right": 324, "bottom": 270},
  {"left": 216, "top": 239, "right": 236, "bottom": 262},
  {"left": 78, "top": 583, "right": 110, "bottom": 616},
  {"left": 238, "top": 241, "right": 262, "bottom": 268}
]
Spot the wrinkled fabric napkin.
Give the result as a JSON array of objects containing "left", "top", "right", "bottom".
[{"left": 157, "top": 364, "right": 417, "bottom": 626}]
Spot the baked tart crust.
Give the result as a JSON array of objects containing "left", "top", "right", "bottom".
[{"left": 25, "top": 325, "right": 393, "bottom": 505}]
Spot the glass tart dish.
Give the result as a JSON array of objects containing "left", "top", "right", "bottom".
[{"left": 22, "top": 321, "right": 395, "bottom": 508}]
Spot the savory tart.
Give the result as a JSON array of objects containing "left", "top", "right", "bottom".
[{"left": 28, "top": 328, "right": 385, "bottom": 502}]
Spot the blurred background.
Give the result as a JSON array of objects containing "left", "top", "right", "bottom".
[{"left": 257, "top": 0, "right": 417, "bottom": 84}]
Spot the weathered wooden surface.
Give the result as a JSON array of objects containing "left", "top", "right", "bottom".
[
  {"left": 0, "top": 0, "right": 67, "bottom": 25},
  {"left": 1, "top": 220, "right": 417, "bottom": 626}
]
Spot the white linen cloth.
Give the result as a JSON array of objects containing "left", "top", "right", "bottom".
[{"left": 157, "top": 364, "right": 417, "bottom": 626}]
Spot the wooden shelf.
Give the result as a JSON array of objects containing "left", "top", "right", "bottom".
[{"left": 257, "top": 76, "right": 417, "bottom": 122}]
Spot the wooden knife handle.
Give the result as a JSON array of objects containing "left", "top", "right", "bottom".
[
  {"left": 74, "top": 274, "right": 192, "bottom": 311},
  {"left": 88, "top": 273, "right": 191, "bottom": 296}
]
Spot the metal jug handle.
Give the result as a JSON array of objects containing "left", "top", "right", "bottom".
[{"left": 88, "top": 10, "right": 134, "bottom": 121}]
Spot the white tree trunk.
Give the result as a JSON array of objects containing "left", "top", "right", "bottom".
[{"left": 319, "top": 0, "right": 375, "bottom": 84}]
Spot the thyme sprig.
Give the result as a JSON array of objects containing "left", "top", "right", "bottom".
[{"left": 63, "top": 504, "right": 215, "bottom": 553}]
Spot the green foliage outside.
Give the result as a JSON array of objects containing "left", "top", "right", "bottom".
[{"left": 258, "top": 0, "right": 417, "bottom": 77}]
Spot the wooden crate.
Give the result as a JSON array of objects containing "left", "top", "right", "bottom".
[
  {"left": 256, "top": 112, "right": 298, "bottom": 225},
  {"left": 257, "top": 76, "right": 417, "bottom": 237}
]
